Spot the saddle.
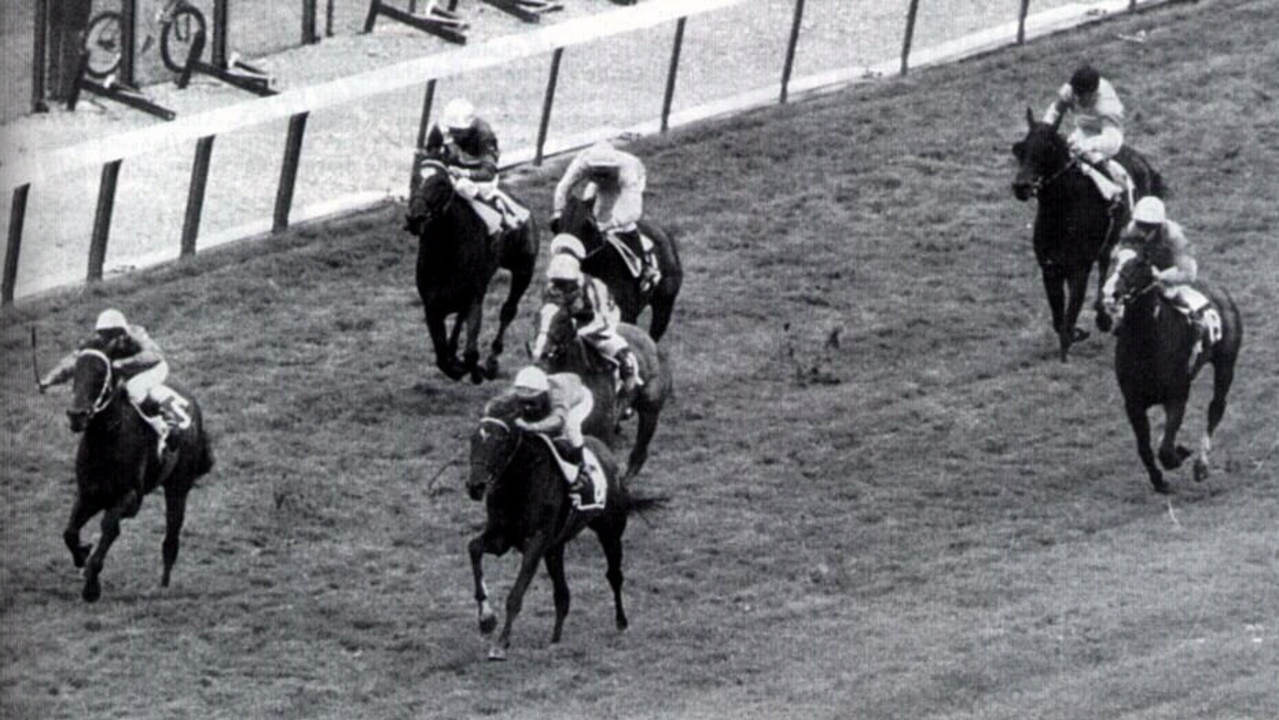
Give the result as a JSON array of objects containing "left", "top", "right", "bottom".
[
  {"left": 535, "top": 435, "right": 608, "bottom": 510},
  {"left": 603, "top": 232, "right": 661, "bottom": 292},
  {"left": 1164, "top": 286, "right": 1222, "bottom": 368}
]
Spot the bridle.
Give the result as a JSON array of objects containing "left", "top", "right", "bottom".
[
  {"left": 72, "top": 349, "right": 116, "bottom": 419},
  {"left": 412, "top": 160, "right": 458, "bottom": 226},
  {"left": 473, "top": 416, "right": 522, "bottom": 495}
]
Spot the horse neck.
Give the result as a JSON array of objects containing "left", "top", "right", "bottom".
[
  {"left": 1118, "top": 290, "right": 1185, "bottom": 354},
  {"left": 495, "top": 437, "right": 564, "bottom": 516},
  {"left": 87, "top": 391, "right": 145, "bottom": 448}
]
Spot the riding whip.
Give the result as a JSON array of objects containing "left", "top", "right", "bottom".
[
  {"left": 425, "top": 445, "right": 465, "bottom": 489},
  {"left": 30, "top": 325, "right": 40, "bottom": 391}
]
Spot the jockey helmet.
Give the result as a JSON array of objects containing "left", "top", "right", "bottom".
[
  {"left": 442, "top": 99, "right": 476, "bottom": 131},
  {"left": 1069, "top": 64, "right": 1100, "bottom": 95},
  {"left": 549, "top": 234, "right": 587, "bottom": 261},
  {"left": 95, "top": 308, "right": 128, "bottom": 332},
  {"left": 513, "top": 366, "right": 550, "bottom": 398},
  {"left": 583, "top": 141, "right": 622, "bottom": 168},
  {"left": 547, "top": 254, "right": 583, "bottom": 284},
  {"left": 1132, "top": 197, "right": 1166, "bottom": 226}
]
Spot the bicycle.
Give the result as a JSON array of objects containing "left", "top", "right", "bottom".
[{"left": 83, "top": 0, "right": 208, "bottom": 78}]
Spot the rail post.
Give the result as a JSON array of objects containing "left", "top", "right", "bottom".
[
  {"left": 534, "top": 47, "right": 565, "bottom": 167},
  {"left": 119, "top": 0, "right": 136, "bottom": 88},
  {"left": 901, "top": 0, "right": 920, "bottom": 76},
  {"left": 212, "top": 0, "right": 229, "bottom": 68},
  {"left": 303, "top": 0, "right": 320, "bottom": 45},
  {"left": 660, "top": 17, "right": 686, "bottom": 132},
  {"left": 182, "top": 136, "right": 217, "bottom": 257},
  {"left": 274, "top": 113, "right": 310, "bottom": 233},
  {"left": 410, "top": 79, "right": 438, "bottom": 194},
  {"left": 33, "top": 0, "right": 49, "bottom": 113},
  {"left": 326, "top": 0, "right": 336, "bottom": 37},
  {"left": 780, "top": 0, "right": 805, "bottom": 103},
  {"left": 3, "top": 186, "right": 31, "bottom": 306},
  {"left": 88, "top": 161, "right": 123, "bottom": 283},
  {"left": 1017, "top": 0, "right": 1031, "bottom": 44}
]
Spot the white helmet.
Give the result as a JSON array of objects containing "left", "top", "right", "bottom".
[
  {"left": 1132, "top": 196, "right": 1166, "bottom": 225},
  {"left": 513, "top": 366, "right": 549, "bottom": 398},
  {"left": 549, "top": 233, "right": 586, "bottom": 261},
  {"left": 441, "top": 98, "right": 476, "bottom": 131},
  {"left": 547, "top": 254, "right": 583, "bottom": 283},
  {"left": 582, "top": 140, "right": 622, "bottom": 168},
  {"left": 95, "top": 308, "right": 128, "bottom": 332}
]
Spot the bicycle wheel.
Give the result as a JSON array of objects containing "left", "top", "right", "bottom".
[
  {"left": 84, "top": 12, "right": 124, "bottom": 79},
  {"left": 160, "top": 5, "right": 208, "bottom": 73}
]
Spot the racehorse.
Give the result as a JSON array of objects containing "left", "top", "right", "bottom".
[
  {"left": 531, "top": 303, "right": 672, "bottom": 481},
  {"left": 1011, "top": 107, "right": 1166, "bottom": 361},
  {"left": 1100, "top": 240, "right": 1242, "bottom": 494},
  {"left": 466, "top": 410, "right": 666, "bottom": 661},
  {"left": 406, "top": 160, "right": 538, "bottom": 383},
  {"left": 61, "top": 344, "right": 214, "bottom": 602},
  {"left": 558, "top": 193, "right": 683, "bottom": 342}
]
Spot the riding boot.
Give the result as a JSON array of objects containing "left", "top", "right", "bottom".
[
  {"left": 559, "top": 444, "right": 590, "bottom": 500},
  {"left": 137, "top": 399, "right": 172, "bottom": 457}
]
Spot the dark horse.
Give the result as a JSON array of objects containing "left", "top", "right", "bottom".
[
  {"left": 466, "top": 408, "right": 665, "bottom": 660},
  {"left": 1012, "top": 108, "right": 1165, "bottom": 361},
  {"left": 61, "top": 346, "right": 214, "bottom": 601},
  {"left": 1101, "top": 241, "right": 1242, "bottom": 494},
  {"left": 559, "top": 193, "right": 683, "bottom": 342},
  {"left": 531, "top": 303, "right": 672, "bottom": 481},
  {"left": 406, "top": 160, "right": 538, "bottom": 383}
]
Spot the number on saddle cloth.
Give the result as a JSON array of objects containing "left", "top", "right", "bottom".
[{"left": 149, "top": 385, "right": 193, "bottom": 430}]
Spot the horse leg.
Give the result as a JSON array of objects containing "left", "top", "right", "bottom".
[
  {"left": 544, "top": 545, "right": 571, "bottom": 644},
  {"left": 487, "top": 267, "right": 533, "bottom": 379},
  {"left": 63, "top": 494, "right": 96, "bottom": 568},
  {"left": 82, "top": 490, "right": 136, "bottom": 602},
  {"left": 425, "top": 311, "right": 465, "bottom": 380},
  {"left": 1195, "top": 361, "right": 1237, "bottom": 482},
  {"left": 1093, "top": 251, "right": 1114, "bottom": 333},
  {"left": 160, "top": 484, "right": 189, "bottom": 588},
  {"left": 1059, "top": 268, "right": 1091, "bottom": 361},
  {"left": 597, "top": 526, "right": 628, "bottom": 631},
  {"left": 462, "top": 301, "right": 484, "bottom": 385},
  {"left": 468, "top": 529, "right": 501, "bottom": 636},
  {"left": 624, "top": 406, "right": 660, "bottom": 482},
  {"left": 1040, "top": 266, "right": 1067, "bottom": 351},
  {"left": 490, "top": 537, "right": 549, "bottom": 661},
  {"left": 1124, "top": 400, "right": 1168, "bottom": 494},
  {"left": 648, "top": 294, "right": 676, "bottom": 343},
  {"left": 1157, "top": 398, "right": 1193, "bottom": 471}
]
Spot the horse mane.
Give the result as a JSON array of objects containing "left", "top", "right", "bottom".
[{"left": 482, "top": 393, "right": 523, "bottom": 422}]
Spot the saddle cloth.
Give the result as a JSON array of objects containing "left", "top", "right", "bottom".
[
  {"left": 534, "top": 435, "right": 608, "bottom": 509},
  {"left": 604, "top": 232, "right": 656, "bottom": 280},
  {"left": 149, "top": 385, "right": 194, "bottom": 431}
]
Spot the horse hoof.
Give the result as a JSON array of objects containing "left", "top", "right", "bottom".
[
  {"left": 82, "top": 578, "right": 102, "bottom": 603},
  {"left": 479, "top": 614, "right": 497, "bottom": 635},
  {"left": 1193, "top": 458, "right": 1210, "bottom": 483},
  {"left": 487, "top": 646, "right": 507, "bottom": 662},
  {"left": 484, "top": 357, "right": 500, "bottom": 380},
  {"left": 616, "top": 616, "right": 629, "bottom": 632},
  {"left": 1151, "top": 477, "right": 1171, "bottom": 495}
]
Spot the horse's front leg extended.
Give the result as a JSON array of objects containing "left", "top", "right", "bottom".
[
  {"left": 1158, "top": 398, "right": 1192, "bottom": 471},
  {"left": 468, "top": 532, "right": 503, "bottom": 636},
  {"left": 64, "top": 494, "right": 96, "bottom": 568},
  {"left": 425, "top": 310, "right": 465, "bottom": 380},
  {"left": 1125, "top": 400, "right": 1167, "bottom": 494},
  {"left": 82, "top": 490, "right": 136, "bottom": 602},
  {"left": 490, "top": 535, "right": 551, "bottom": 661},
  {"left": 1059, "top": 269, "right": 1091, "bottom": 361},
  {"left": 1040, "top": 265, "right": 1067, "bottom": 337}
]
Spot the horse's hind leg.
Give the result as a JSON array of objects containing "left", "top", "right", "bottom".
[
  {"left": 487, "top": 265, "right": 533, "bottom": 379},
  {"left": 1196, "top": 360, "right": 1237, "bottom": 482},
  {"left": 1059, "top": 269, "right": 1092, "bottom": 361},
  {"left": 462, "top": 301, "right": 484, "bottom": 385},
  {"left": 648, "top": 294, "right": 676, "bottom": 343},
  {"left": 82, "top": 491, "right": 136, "bottom": 602},
  {"left": 426, "top": 312, "right": 465, "bottom": 380},
  {"left": 160, "top": 484, "right": 189, "bottom": 588},
  {"left": 1125, "top": 400, "right": 1168, "bottom": 494},
  {"left": 64, "top": 495, "right": 96, "bottom": 568},
  {"left": 544, "top": 545, "right": 571, "bottom": 644},
  {"left": 597, "top": 526, "right": 628, "bottom": 631},
  {"left": 1157, "top": 398, "right": 1193, "bottom": 471}
]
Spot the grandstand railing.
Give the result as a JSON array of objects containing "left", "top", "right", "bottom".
[{"left": 2, "top": 0, "right": 1160, "bottom": 306}]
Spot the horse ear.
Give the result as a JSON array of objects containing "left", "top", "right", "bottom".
[{"left": 1026, "top": 107, "right": 1035, "bottom": 129}]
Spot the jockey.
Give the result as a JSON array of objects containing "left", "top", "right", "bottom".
[
  {"left": 38, "top": 309, "right": 175, "bottom": 457},
  {"left": 419, "top": 98, "right": 528, "bottom": 236},
  {"left": 1122, "top": 197, "right": 1214, "bottom": 339},
  {"left": 542, "top": 254, "right": 640, "bottom": 397},
  {"left": 505, "top": 366, "right": 599, "bottom": 507},
  {"left": 550, "top": 140, "right": 661, "bottom": 293},
  {"left": 1043, "top": 64, "right": 1133, "bottom": 212},
  {"left": 547, "top": 233, "right": 620, "bottom": 326}
]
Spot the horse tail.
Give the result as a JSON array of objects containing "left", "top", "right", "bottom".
[
  {"left": 194, "top": 425, "right": 215, "bottom": 478},
  {"left": 614, "top": 480, "right": 669, "bottom": 523},
  {"left": 1149, "top": 167, "right": 1169, "bottom": 200}
]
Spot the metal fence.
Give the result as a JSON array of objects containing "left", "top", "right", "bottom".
[{"left": 1, "top": 0, "right": 1154, "bottom": 306}]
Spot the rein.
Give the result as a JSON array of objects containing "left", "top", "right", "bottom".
[
  {"left": 478, "top": 416, "right": 522, "bottom": 494},
  {"left": 415, "top": 160, "right": 458, "bottom": 223},
  {"left": 1029, "top": 157, "right": 1078, "bottom": 196}
]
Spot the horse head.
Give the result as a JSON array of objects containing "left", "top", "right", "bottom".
[
  {"left": 67, "top": 349, "right": 117, "bottom": 433},
  {"left": 1011, "top": 107, "right": 1073, "bottom": 201},
  {"left": 467, "top": 414, "right": 521, "bottom": 501},
  {"left": 529, "top": 302, "right": 578, "bottom": 368},
  {"left": 1101, "top": 244, "right": 1159, "bottom": 331},
  {"left": 406, "top": 160, "right": 458, "bottom": 235}
]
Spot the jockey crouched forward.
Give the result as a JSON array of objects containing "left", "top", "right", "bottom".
[
  {"left": 1121, "top": 197, "right": 1220, "bottom": 345},
  {"left": 500, "top": 366, "right": 600, "bottom": 509},
  {"left": 418, "top": 98, "right": 528, "bottom": 236},
  {"left": 38, "top": 309, "right": 177, "bottom": 458},
  {"left": 542, "top": 253, "right": 642, "bottom": 404},
  {"left": 551, "top": 140, "right": 661, "bottom": 293},
  {"left": 1043, "top": 64, "right": 1133, "bottom": 214}
]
